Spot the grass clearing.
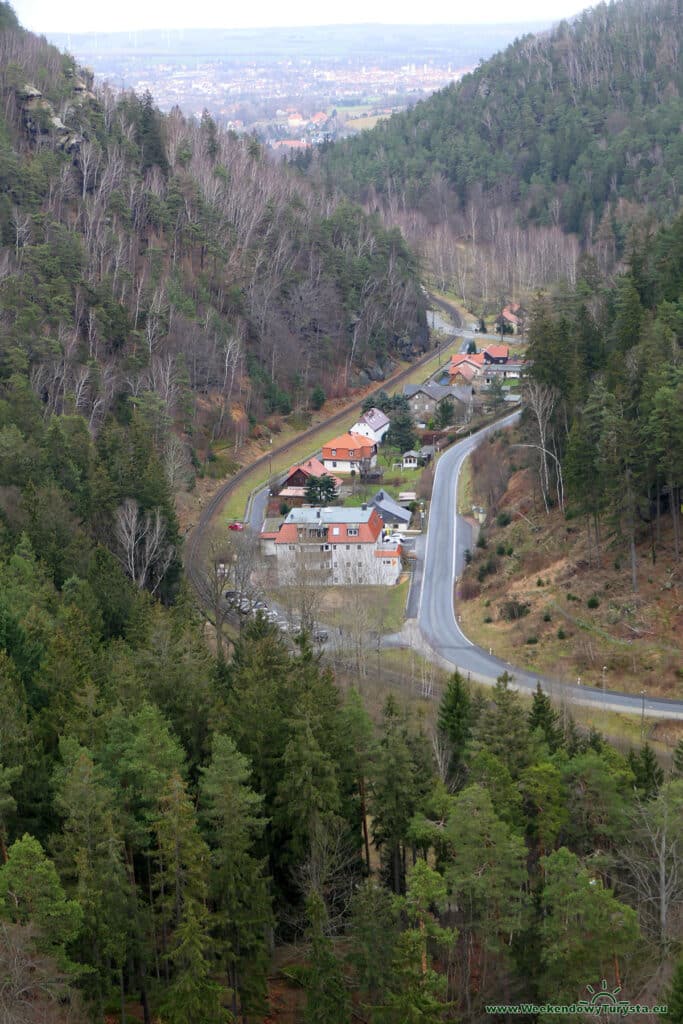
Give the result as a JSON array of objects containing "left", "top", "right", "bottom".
[{"left": 457, "top": 454, "right": 473, "bottom": 515}]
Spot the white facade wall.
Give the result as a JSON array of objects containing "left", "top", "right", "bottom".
[
  {"left": 275, "top": 540, "right": 400, "bottom": 585},
  {"left": 350, "top": 420, "right": 390, "bottom": 444}
]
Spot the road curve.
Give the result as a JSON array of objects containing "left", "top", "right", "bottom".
[{"left": 417, "top": 415, "right": 683, "bottom": 720}]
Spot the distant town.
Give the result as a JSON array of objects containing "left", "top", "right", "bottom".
[{"left": 48, "top": 22, "right": 551, "bottom": 148}]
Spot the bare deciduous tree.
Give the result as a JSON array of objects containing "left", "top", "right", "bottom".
[{"left": 115, "top": 499, "right": 174, "bottom": 593}]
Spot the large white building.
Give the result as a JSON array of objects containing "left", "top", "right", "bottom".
[{"left": 261, "top": 505, "right": 402, "bottom": 586}]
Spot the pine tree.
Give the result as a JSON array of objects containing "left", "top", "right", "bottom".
[
  {"left": 0, "top": 833, "right": 82, "bottom": 969},
  {"left": 528, "top": 683, "right": 564, "bottom": 752},
  {"left": 52, "top": 738, "right": 130, "bottom": 1015},
  {"left": 540, "top": 847, "right": 639, "bottom": 1002},
  {"left": 437, "top": 671, "right": 473, "bottom": 779},
  {"left": 628, "top": 744, "right": 664, "bottom": 799},
  {"left": 347, "top": 880, "right": 397, "bottom": 1003},
  {"left": 375, "top": 860, "right": 455, "bottom": 1024},
  {"left": 672, "top": 740, "right": 683, "bottom": 779},
  {"left": 473, "top": 673, "right": 530, "bottom": 777},
  {"left": 200, "top": 733, "right": 272, "bottom": 1021},
  {"left": 304, "top": 890, "right": 350, "bottom": 1024},
  {"left": 155, "top": 773, "right": 224, "bottom": 1024}
]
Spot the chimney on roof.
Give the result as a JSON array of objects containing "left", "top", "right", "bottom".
[
  {"left": 316, "top": 508, "right": 321, "bottom": 518},
  {"left": 361, "top": 502, "right": 367, "bottom": 511}
]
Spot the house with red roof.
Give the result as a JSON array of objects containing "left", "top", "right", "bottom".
[
  {"left": 262, "top": 505, "right": 402, "bottom": 585},
  {"left": 499, "top": 303, "right": 525, "bottom": 333},
  {"left": 277, "top": 458, "right": 342, "bottom": 503},
  {"left": 483, "top": 345, "right": 510, "bottom": 364},
  {"left": 321, "top": 432, "right": 377, "bottom": 474},
  {"left": 448, "top": 352, "right": 484, "bottom": 384}
]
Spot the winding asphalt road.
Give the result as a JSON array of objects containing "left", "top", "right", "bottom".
[{"left": 416, "top": 413, "right": 683, "bottom": 719}]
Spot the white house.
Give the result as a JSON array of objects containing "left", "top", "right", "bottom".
[
  {"left": 350, "top": 407, "right": 391, "bottom": 445},
  {"left": 262, "top": 505, "right": 402, "bottom": 586},
  {"left": 321, "top": 432, "right": 378, "bottom": 475}
]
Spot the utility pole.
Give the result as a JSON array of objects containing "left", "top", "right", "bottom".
[{"left": 640, "top": 689, "right": 646, "bottom": 740}]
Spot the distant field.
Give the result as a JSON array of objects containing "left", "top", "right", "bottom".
[{"left": 348, "top": 114, "right": 387, "bottom": 132}]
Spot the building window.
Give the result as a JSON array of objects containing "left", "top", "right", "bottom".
[
  {"left": 331, "top": 449, "right": 336, "bottom": 457},
  {"left": 345, "top": 544, "right": 350, "bottom": 550},
  {"left": 349, "top": 450, "right": 354, "bottom": 457},
  {"left": 348, "top": 528, "right": 358, "bottom": 537},
  {"left": 288, "top": 545, "right": 295, "bottom": 550},
  {"left": 332, "top": 461, "right": 337, "bottom": 468}
]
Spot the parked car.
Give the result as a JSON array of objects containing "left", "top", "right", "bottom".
[
  {"left": 313, "top": 629, "right": 329, "bottom": 643},
  {"left": 228, "top": 521, "right": 244, "bottom": 531}
]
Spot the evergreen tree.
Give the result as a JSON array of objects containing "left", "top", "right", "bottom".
[
  {"left": 672, "top": 740, "right": 683, "bottom": 779},
  {"left": 304, "top": 474, "right": 339, "bottom": 505},
  {"left": 0, "top": 833, "right": 82, "bottom": 969},
  {"left": 199, "top": 733, "right": 272, "bottom": 1021},
  {"left": 628, "top": 744, "right": 665, "bottom": 799},
  {"left": 539, "top": 847, "right": 639, "bottom": 1002},
  {"left": 375, "top": 860, "right": 455, "bottom": 1024},
  {"left": 473, "top": 673, "right": 530, "bottom": 777},
  {"left": 52, "top": 739, "right": 129, "bottom": 1015},
  {"left": 437, "top": 670, "right": 473, "bottom": 780},
  {"left": 347, "top": 880, "right": 397, "bottom": 1003},
  {"left": 304, "top": 889, "right": 350, "bottom": 1024},
  {"left": 528, "top": 683, "right": 564, "bottom": 752}
]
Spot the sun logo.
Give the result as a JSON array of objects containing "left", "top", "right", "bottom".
[{"left": 585, "top": 979, "right": 623, "bottom": 1007}]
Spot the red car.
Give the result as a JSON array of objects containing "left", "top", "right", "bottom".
[{"left": 228, "top": 521, "right": 244, "bottom": 531}]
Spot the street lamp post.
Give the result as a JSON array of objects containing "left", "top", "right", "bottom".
[
  {"left": 268, "top": 437, "right": 273, "bottom": 479},
  {"left": 601, "top": 665, "right": 607, "bottom": 697},
  {"left": 640, "top": 689, "right": 646, "bottom": 740}
]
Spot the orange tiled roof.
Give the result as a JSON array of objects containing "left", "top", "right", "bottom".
[
  {"left": 450, "top": 352, "right": 485, "bottom": 367},
  {"left": 322, "top": 432, "right": 376, "bottom": 459},
  {"left": 484, "top": 345, "right": 510, "bottom": 359}
]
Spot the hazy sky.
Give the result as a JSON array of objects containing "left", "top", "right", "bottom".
[{"left": 13, "top": 0, "right": 587, "bottom": 34}]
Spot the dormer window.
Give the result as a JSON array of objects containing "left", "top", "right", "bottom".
[
  {"left": 348, "top": 527, "right": 359, "bottom": 537},
  {"left": 349, "top": 450, "right": 354, "bottom": 457},
  {"left": 331, "top": 449, "right": 336, "bottom": 457}
]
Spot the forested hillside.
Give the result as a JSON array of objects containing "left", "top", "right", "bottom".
[
  {"left": 0, "top": 3, "right": 425, "bottom": 460},
  {"left": 323, "top": 0, "right": 682, "bottom": 240},
  {"left": 521, "top": 211, "right": 683, "bottom": 589},
  {"left": 317, "top": 0, "right": 683, "bottom": 311}
]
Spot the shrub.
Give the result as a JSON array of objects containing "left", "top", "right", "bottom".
[
  {"left": 587, "top": 595, "right": 600, "bottom": 609},
  {"left": 496, "top": 511, "right": 511, "bottom": 527},
  {"left": 507, "top": 545, "right": 514, "bottom": 556},
  {"left": 477, "top": 557, "right": 498, "bottom": 582},
  {"left": 476, "top": 533, "right": 487, "bottom": 549},
  {"left": 525, "top": 636, "right": 538, "bottom": 645},
  {"left": 537, "top": 577, "right": 544, "bottom": 587},
  {"left": 500, "top": 599, "right": 530, "bottom": 621},
  {"left": 496, "top": 543, "right": 506, "bottom": 556},
  {"left": 543, "top": 612, "right": 552, "bottom": 622},
  {"left": 464, "top": 548, "right": 472, "bottom": 565},
  {"left": 484, "top": 615, "right": 493, "bottom": 623},
  {"left": 557, "top": 628, "right": 566, "bottom": 640},
  {"left": 310, "top": 385, "right": 326, "bottom": 410}
]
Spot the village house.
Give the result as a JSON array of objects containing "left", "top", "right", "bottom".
[
  {"left": 481, "top": 360, "right": 527, "bottom": 386},
  {"left": 262, "top": 505, "right": 402, "bottom": 585},
  {"left": 483, "top": 345, "right": 509, "bottom": 364},
  {"left": 321, "top": 432, "right": 377, "bottom": 475},
  {"left": 402, "top": 450, "right": 420, "bottom": 470},
  {"left": 498, "top": 303, "right": 525, "bottom": 334},
  {"left": 350, "top": 407, "right": 391, "bottom": 445},
  {"left": 403, "top": 383, "right": 472, "bottom": 426},
  {"left": 277, "top": 458, "right": 342, "bottom": 505},
  {"left": 369, "top": 490, "right": 412, "bottom": 530},
  {"left": 448, "top": 352, "right": 485, "bottom": 385}
]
